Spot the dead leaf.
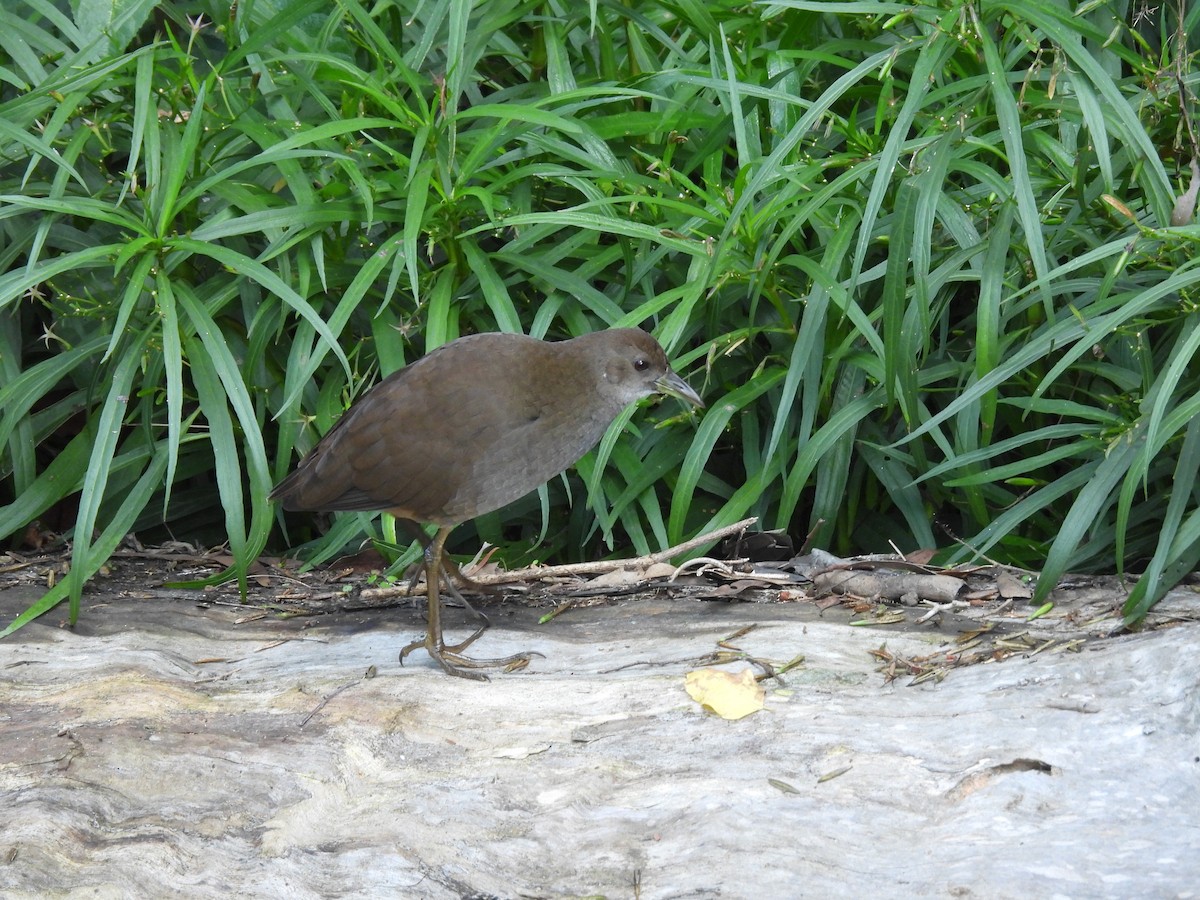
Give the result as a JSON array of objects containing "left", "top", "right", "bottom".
[
  {"left": 588, "top": 562, "right": 676, "bottom": 587},
  {"left": 997, "top": 571, "right": 1033, "bottom": 600},
  {"left": 817, "top": 765, "right": 853, "bottom": 783},
  {"left": 768, "top": 778, "right": 801, "bottom": 794},
  {"left": 1171, "top": 159, "right": 1200, "bottom": 227},
  {"left": 685, "top": 668, "right": 765, "bottom": 720},
  {"left": 689, "top": 581, "right": 759, "bottom": 600},
  {"left": 1102, "top": 193, "right": 1137, "bottom": 223}
]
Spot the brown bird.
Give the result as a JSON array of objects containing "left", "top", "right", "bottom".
[{"left": 270, "top": 328, "right": 704, "bottom": 679}]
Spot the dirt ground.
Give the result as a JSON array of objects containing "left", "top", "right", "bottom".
[{"left": 2, "top": 542, "right": 1199, "bottom": 898}]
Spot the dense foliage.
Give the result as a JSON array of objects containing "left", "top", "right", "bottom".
[{"left": 2, "top": 0, "right": 1198, "bottom": 634}]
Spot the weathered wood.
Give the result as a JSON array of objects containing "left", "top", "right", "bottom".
[{"left": 2, "top": 581, "right": 1198, "bottom": 897}]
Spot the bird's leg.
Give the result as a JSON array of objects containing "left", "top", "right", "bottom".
[
  {"left": 402, "top": 554, "right": 491, "bottom": 633},
  {"left": 399, "top": 526, "right": 486, "bottom": 681},
  {"left": 397, "top": 518, "right": 493, "bottom": 629},
  {"left": 398, "top": 526, "right": 541, "bottom": 678}
]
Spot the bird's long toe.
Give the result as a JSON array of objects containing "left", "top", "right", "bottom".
[{"left": 399, "top": 631, "right": 539, "bottom": 680}]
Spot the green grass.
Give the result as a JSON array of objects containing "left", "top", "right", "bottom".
[{"left": 1, "top": 0, "right": 1199, "bottom": 635}]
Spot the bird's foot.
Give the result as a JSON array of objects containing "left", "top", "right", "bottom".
[{"left": 399, "top": 632, "right": 542, "bottom": 681}]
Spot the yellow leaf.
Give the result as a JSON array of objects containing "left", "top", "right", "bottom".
[{"left": 685, "top": 668, "right": 765, "bottom": 720}]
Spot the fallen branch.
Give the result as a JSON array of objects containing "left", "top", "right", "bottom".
[
  {"left": 813, "top": 569, "right": 966, "bottom": 604},
  {"left": 359, "top": 517, "right": 758, "bottom": 602}
]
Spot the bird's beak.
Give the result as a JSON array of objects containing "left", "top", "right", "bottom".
[{"left": 655, "top": 370, "right": 705, "bottom": 409}]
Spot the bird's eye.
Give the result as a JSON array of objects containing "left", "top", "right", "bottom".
[{"left": 633, "top": 357, "right": 650, "bottom": 371}]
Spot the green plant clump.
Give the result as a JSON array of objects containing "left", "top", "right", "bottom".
[{"left": 1, "top": 0, "right": 1199, "bottom": 635}]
